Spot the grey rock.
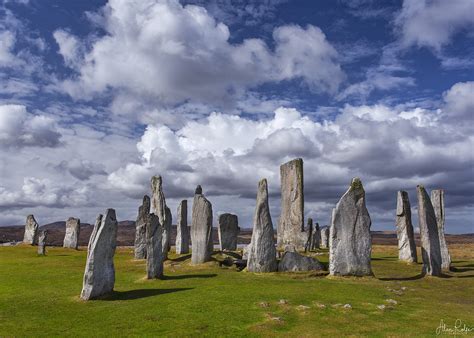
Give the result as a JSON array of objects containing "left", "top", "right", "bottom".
[
  {"left": 395, "top": 191, "right": 417, "bottom": 263},
  {"left": 431, "top": 189, "right": 451, "bottom": 271},
  {"left": 242, "top": 243, "right": 251, "bottom": 260},
  {"left": 80, "top": 209, "right": 118, "bottom": 300},
  {"left": 37, "top": 230, "right": 47, "bottom": 255},
  {"left": 146, "top": 213, "right": 164, "bottom": 279},
  {"left": 304, "top": 218, "right": 313, "bottom": 252},
  {"left": 218, "top": 213, "right": 240, "bottom": 251},
  {"left": 277, "top": 158, "right": 307, "bottom": 250},
  {"left": 63, "top": 217, "right": 81, "bottom": 250},
  {"left": 278, "top": 251, "right": 324, "bottom": 272},
  {"left": 320, "top": 226, "right": 329, "bottom": 249},
  {"left": 151, "top": 175, "right": 171, "bottom": 259},
  {"left": 191, "top": 186, "right": 213, "bottom": 264},
  {"left": 134, "top": 195, "right": 150, "bottom": 259},
  {"left": 417, "top": 185, "right": 442, "bottom": 276},
  {"left": 311, "top": 223, "right": 321, "bottom": 250},
  {"left": 23, "top": 214, "right": 39, "bottom": 245},
  {"left": 247, "top": 179, "right": 278, "bottom": 272},
  {"left": 329, "top": 178, "right": 372, "bottom": 276},
  {"left": 175, "top": 200, "right": 190, "bottom": 254}
]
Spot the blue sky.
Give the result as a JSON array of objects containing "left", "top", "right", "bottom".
[{"left": 0, "top": 0, "right": 473, "bottom": 233}]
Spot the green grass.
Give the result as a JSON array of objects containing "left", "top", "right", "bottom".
[{"left": 1, "top": 244, "right": 473, "bottom": 337}]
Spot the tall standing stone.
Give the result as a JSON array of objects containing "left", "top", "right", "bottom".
[
  {"left": 329, "top": 178, "right": 372, "bottom": 276},
  {"left": 304, "top": 218, "right": 313, "bottom": 252},
  {"left": 176, "top": 200, "right": 190, "bottom": 254},
  {"left": 417, "top": 185, "right": 442, "bottom": 276},
  {"left": 81, "top": 209, "right": 118, "bottom": 300},
  {"left": 23, "top": 215, "right": 39, "bottom": 245},
  {"left": 277, "top": 158, "right": 306, "bottom": 249},
  {"left": 218, "top": 213, "right": 240, "bottom": 251},
  {"left": 247, "top": 179, "right": 278, "bottom": 273},
  {"left": 191, "top": 185, "right": 213, "bottom": 264},
  {"left": 134, "top": 195, "right": 150, "bottom": 259},
  {"left": 431, "top": 189, "right": 451, "bottom": 271},
  {"left": 395, "top": 191, "right": 417, "bottom": 263},
  {"left": 151, "top": 176, "right": 172, "bottom": 259},
  {"left": 146, "top": 214, "right": 164, "bottom": 279},
  {"left": 37, "top": 230, "right": 47, "bottom": 255},
  {"left": 311, "top": 223, "right": 321, "bottom": 250},
  {"left": 63, "top": 217, "right": 81, "bottom": 250},
  {"left": 320, "top": 226, "right": 329, "bottom": 249}
]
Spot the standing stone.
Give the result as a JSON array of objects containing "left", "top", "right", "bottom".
[
  {"left": 151, "top": 175, "right": 171, "bottom": 259},
  {"left": 277, "top": 158, "right": 306, "bottom": 250},
  {"left": 417, "top": 185, "right": 442, "bottom": 276},
  {"left": 23, "top": 215, "right": 39, "bottom": 245},
  {"left": 395, "top": 191, "right": 417, "bottom": 263},
  {"left": 320, "top": 226, "right": 329, "bottom": 249},
  {"left": 134, "top": 195, "right": 150, "bottom": 259},
  {"left": 175, "top": 200, "right": 190, "bottom": 254},
  {"left": 247, "top": 179, "right": 278, "bottom": 272},
  {"left": 304, "top": 218, "right": 313, "bottom": 252},
  {"left": 146, "top": 214, "right": 164, "bottom": 279},
  {"left": 329, "top": 178, "right": 372, "bottom": 276},
  {"left": 191, "top": 185, "right": 214, "bottom": 264},
  {"left": 431, "top": 189, "right": 451, "bottom": 271},
  {"left": 80, "top": 209, "right": 118, "bottom": 300},
  {"left": 63, "top": 217, "right": 81, "bottom": 250},
  {"left": 218, "top": 213, "right": 240, "bottom": 251},
  {"left": 37, "top": 230, "right": 47, "bottom": 255},
  {"left": 311, "top": 223, "right": 321, "bottom": 250}
]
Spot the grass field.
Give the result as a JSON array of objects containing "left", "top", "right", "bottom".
[{"left": 1, "top": 244, "right": 473, "bottom": 337}]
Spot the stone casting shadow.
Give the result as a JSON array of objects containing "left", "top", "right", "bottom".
[
  {"left": 163, "top": 273, "right": 217, "bottom": 280},
  {"left": 101, "top": 288, "right": 193, "bottom": 301}
]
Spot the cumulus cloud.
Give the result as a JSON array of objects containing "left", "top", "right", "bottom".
[
  {"left": 0, "top": 104, "right": 62, "bottom": 148},
  {"left": 106, "top": 86, "right": 474, "bottom": 230},
  {"left": 56, "top": 0, "right": 344, "bottom": 106},
  {"left": 395, "top": 0, "right": 474, "bottom": 51}
]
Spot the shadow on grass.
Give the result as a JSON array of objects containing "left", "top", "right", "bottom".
[
  {"left": 451, "top": 266, "right": 474, "bottom": 273},
  {"left": 163, "top": 273, "right": 217, "bottom": 280},
  {"left": 214, "top": 251, "right": 243, "bottom": 260},
  {"left": 372, "top": 257, "right": 397, "bottom": 261},
  {"left": 102, "top": 288, "right": 193, "bottom": 301},
  {"left": 378, "top": 273, "right": 425, "bottom": 281},
  {"left": 168, "top": 254, "right": 192, "bottom": 263}
]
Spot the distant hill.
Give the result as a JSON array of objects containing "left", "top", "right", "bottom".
[{"left": 1, "top": 222, "right": 473, "bottom": 246}]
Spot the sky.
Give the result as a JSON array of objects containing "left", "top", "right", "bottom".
[{"left": 0, "top": 0, "right": 473, "bottom": 233}]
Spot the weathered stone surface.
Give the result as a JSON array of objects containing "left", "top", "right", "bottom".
[
  {"left": 395, "top": 191, "right": 417, "bottom": 263},
  {"left": 304, "top": 218, "right": 313, "bottom": 252},
  {"left": 63, "top": 217, "right": 81, "bottom": 249},
  {"left": 320, "top": 226, "right": 329, "bottom": 249},
  {"left": 37, "top": 230, "right": 47, "bottom": 255},
  {"left": 242, "top": 243, "right": 251, "bottom": 260},
  {"left": 247, "top": 179, "right": 277, "bottom": 272},
  {"left": 417, "top": 185, "right": 442, "bottom": 276},
  {"left": 277, "top": 158, "right": 307, "bottom": 250},
  {"left": 191, "top": 186, "right": 213, "bottom": 264},
  {"left": 218, "top": 213, "right": 240, "bottom": 251},
  {"left": 278, "top": 251, "right": 324, "bottom": 272},
  {"left": 431, "top": 189, "right": 451, "bottom": 271},
  {"left": 23, "top": 214, "right": 39, "bottom": 245},
  {"left": 146, "top": 213, "right": 164, "bottom": 279},
  {"left": 311, "top": 223, "right": 321, "bottom": 250},
  {"left": 134, "top": 195, "right": 150, "bottom": 259},
  {"left": 81, "top": 209, "right": 118, "bottom": 300},
  {"left": 329, "top": 178, "right": 372, "bottom": 276},
  {"left": 175, "top": 200, "right": 190, "bottom": 254},
  {"left": 151, "top": 175, "right": 171, "bottom": 259}
]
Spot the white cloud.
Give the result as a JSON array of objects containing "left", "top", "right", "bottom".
[
  {"left": 443, "top": 81, "right": 474, "bottom": 121},
  {"left": 395, "top": 0, "right": 474, "bottom": 51},
  {"left": 56, "top": 0, "right": 344, "bottom": 106},
  {"left": 0, "top": 104, "right": 62, "bottom": 148},
  {"left": 53, "top": 29, "right": 83, "bottom": 69}
]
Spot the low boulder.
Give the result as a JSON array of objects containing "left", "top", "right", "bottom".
[{"left": 278, "top": 251, "right": 324, "bottom": 272}]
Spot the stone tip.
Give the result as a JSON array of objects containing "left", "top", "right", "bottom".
[
  {"left": 258, "top": 178, "right": 268, "bottom": 187},
  {"left": 307, "top": 217, "right": 313, "bottom": 224},
  {"left": 350, "top": 177, "right": 363, "bottom": 190},
  {"left": 151, "top": 175, "right": 162, "bottom": 187},
  {"left": 195, "top": 185, "right": 202, "bottom": 195}
]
